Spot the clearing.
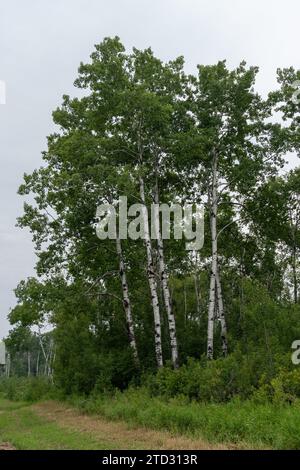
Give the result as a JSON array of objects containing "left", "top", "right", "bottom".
[{"left": 0, "top": 399, "right": 236, "bottom": 450}]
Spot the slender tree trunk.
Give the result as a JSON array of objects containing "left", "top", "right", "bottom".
[
  {"left": 47, "top": 341, "right": 52, "bottom": 376},
  {"left": 292, "top": 244, "right": 298, "bottom": 304},
  {"left": 194, "top": 269, "right": 201, "bottom": 323},
  {"left": 48, "top": 345, "right": 55, "bottom": 383},
  {"left": 38, "top": 332, "right": 48, "bottom": 376},
  {"left": 207, "top": 153, "right": 218, "bottom": 359},
  {"left": 27, "top": 351, "right": 31, "bottom": 377},
  {"left": 116, "top": 236, "right": 140, "bottom": 366},
  {"left": 51, "top": 345, "right": 56, "bottom": 382},
  {"left": 44, "top": 355, "right": 49, "bottom": 376},
  {"left": 36, "top": 350, "right": 40, "bottom": 376},
  {"left": 6, "top": 354, "right": 10, "bottom": 377},
  {"left": 215, "top": 266, "right": 228, "bottom": 356},
  {"left": 184, "top": 282, "right": 187, "bottom": 325},
  {"left": 139, "top": 176, "right": 163, "bottom": 367},
  {"left": 153, "top": 182, "right": 179, "bottom": 368}
]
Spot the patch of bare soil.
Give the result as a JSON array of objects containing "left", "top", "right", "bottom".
[
  {"left": 32, "top": 401, "right": 239, "bottom": 450},
  {"left": 0, "top": 442, "right": 16, "bottom": 450}
]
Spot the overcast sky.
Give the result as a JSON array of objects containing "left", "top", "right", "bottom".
[{"left": 0, "top": 0, "right": 299, "bottom": 337}]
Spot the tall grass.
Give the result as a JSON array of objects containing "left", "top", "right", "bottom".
[
  {"left": 2, "top": 377, "right": 300, "bottom": 449},
  {"left": 0, "top": 377, "right": 55, "bottom": 402},
  {"left": 75, "top": 387, "right": 300, "bottom": 449}
]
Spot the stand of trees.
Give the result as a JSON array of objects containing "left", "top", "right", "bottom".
[
  {"left": 6, "top": 38, "right": 300, "bottom": 396},
  {"left": 4, "top": 326, "right": 54, "bottom": 378}
]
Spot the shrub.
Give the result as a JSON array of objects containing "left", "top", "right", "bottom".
[
  {"left": 145, "top": 354, "right": 260, "bottom": 402},
  {"left": 0, "top": 377, "right": 54, "bottom": 402}
]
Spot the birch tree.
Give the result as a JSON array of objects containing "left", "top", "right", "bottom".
[
  {"left": 116, "top": 235, "right": 140, "bottom": 365},
  {"left": 246, "top": 169, "right": 300, "bottom": 303},
  {"left": 190, "top": 61, "right": 283, "bottom": 358},
  {"left": 139, "top": 175, "right": 163, "bottom": 366},
  {"left": 153, "top": 178, "right": 179, "bottom": 368}
]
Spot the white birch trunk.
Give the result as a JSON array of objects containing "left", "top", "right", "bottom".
[
  {"left": 207, "top": 154, "right": 218, "bottom": 359},
  {"left": 27, "top": 351, "right": 31, "bottom": 377},
  {"left": 36, "top": 350, "right": 40, "bottom": 376},
  {"left": 194, "top": 271, "right": 201, "bottom": 322},
  {"left": 153, "top": 183, "right": 179, "bottom": 368},
  {"left": 184, "top": 283, "right": 187, "bottom": 325},
  {"left": 139, "top": 176, "right": 163, "bottom": 367},
  {"left": 215, "top": 266, "right": 228, "bottom": 356},
  {"left": 292, "top": 242, "right": 298, "bottom": 304},
  {"left": 38, "top": 332, "right": 49, "bottom": 376},
  {"left": 44, "top": 351, "right": 49, "bottom": 376},
  {"left": 52, "top": 349, "right": 56, "bottom": 374},
  {"left": 116, "top": 236, "right": 140, "bottom": 366},
  {"left": 6, "top": 354, "right": 10, "bottom": 377},
  {"left": 47, "top": 341, "right": 53, "bottom": 376}
]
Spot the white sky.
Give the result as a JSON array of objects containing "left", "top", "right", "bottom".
[{"left": 0, "top": 0, "right": 299, "bottom": 336}]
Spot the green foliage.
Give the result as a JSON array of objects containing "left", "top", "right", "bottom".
[
  {"left": 2, "top": 374, "right": 300, "bottom": 448},
  {"left": 74, "top": 387, "right": 300, "bottom": 449},
  {"left": 0, "top": 377, "right": 54, "bottom": 402},
  {"left": 0, "top": 399, "right": 114, "bottom": 450},
  {"left": 6, "top": 37, "right": 300, "bottom": 411},
  {"left": 144, "top": 351, "right": 300, "bottom": 404},
  {"left": 146, "top": 356, "right": 247, "bottom": 402},
  {"left": 253, "top": 369, "right": 300, "bottom": 405},
  {"left": 4, "top": 326, "right": 53, "bottom": 377}
]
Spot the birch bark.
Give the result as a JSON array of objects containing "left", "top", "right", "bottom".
[
  {"left": 215, "top": 266, "right": 228, "bottom": 356},
  {"left": 36, "top": 350, "right": 40, "bottom": 376},
  {"left": 207, "top": 153, "right": 218, "bottom": 359},
  {"left": 116, "top": 236, "right": 140, "bottom": 366},
  {"left": 27, "top": 351, "right": 31, "bottom": 377},
  {"left": 153, "top": 182, "right": 179, "bottom": 368},
  {"left": 195, "top": 275, "right": 201, "bottom": 321},
  {"left": 139, "top": 176, "right": 163, "bottom": 367},
  {"left": 292, "top": 240, "right": 298, "bottom": 304}
]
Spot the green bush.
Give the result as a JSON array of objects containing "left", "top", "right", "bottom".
[
  {"left": 74, "top": 386, "right": 300, "bottom": 449},
  {"left": 146, "top": 354, "right": 257, "bottom": 402},
  {"left": 253, "top": 368, "right": 300, "bottom": 404},
  {"left": 0, "top": 377, "right": 54, "bottom": 402}
]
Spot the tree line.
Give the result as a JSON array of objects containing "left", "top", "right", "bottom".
[{"left": 5, "top": 37, "right": 300, "bottom": 394}]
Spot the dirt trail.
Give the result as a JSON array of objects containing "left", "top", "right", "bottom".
[
  {"left": 32, "top": 401, "right": 235, "bottom": 450},
  {"left": 0, "top": 442, "right": 16, "bottom": 450}
]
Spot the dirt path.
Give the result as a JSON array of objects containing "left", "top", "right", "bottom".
[
  {"left": 32, "top": 401, "right": 234, "bottom": 450},
  {"left": 0, "top": 442, "right": 16, "bottom": 450}
]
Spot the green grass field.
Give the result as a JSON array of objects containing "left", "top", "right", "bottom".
[
  {"left": 1, "top": 392, "right": 300, "bottom": 450},
  {"left": 0, "top": 398, "right": 227, "bottom": 450},
  {"left": 73, "top": 389, "right": 300, "bottom": 449},
  {"left": 0, "top": 399, "right": 118, "bottom": 450}
]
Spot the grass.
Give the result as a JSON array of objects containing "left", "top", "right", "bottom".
[
  {"left": 0, "top": 398, "right": 29, "bottom": 411},
  {"left": 0, "top": 399, "right": 117, "bottom": 450},
  {"left": 1, "top": 378, "right": 300, "bottom": 449},
  {"left": 74, "top": 388, "right": 300, "bottom": 449},
  {"left": 0, "top": 398, "right": 227, "bottom": 450}
]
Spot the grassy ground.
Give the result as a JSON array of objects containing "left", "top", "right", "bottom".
[
  {"left": 73, "top": 389, "right": 300, "bottom": 449},
  {"left": 0, "top": 398, "right": 231, "bottom": 450},
  {"left": 1, "top": 390, "right": 300, "bottom": 450}
]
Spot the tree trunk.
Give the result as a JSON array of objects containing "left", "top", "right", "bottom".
[
  {"left": 292, "top": 243, "right": 298, "bottom": 303},
  {"left": 48, "top": 341, "right": 54, "bottom": 377},
  {"left": 194, "top": 269, "right": 201, "bottom": 323},
  {"left": 27, "top": 351, "right": 31, "bottom": 377},
  {"left": 153, "top": 182, "right": 179, "bottom": 368},
  {"left": 215, "top": 266, "right": 228, "bottom": 356},
  {"left": 139, "top": 176, "right": 163, "bottom": 367},
  {"left": 207, "top": 153, "right": 218, "bottom": 359},
  {"left": 6, "top": 354, "right": 10, "bottom": 378},
  {"left": 184, "top": 282, "right": 187, "bottom": 325},
  {"left": 36, "top": 350, "right": 40, "bottom": 376},
  {"left": 116, "top": 236, "right": 140, "bottom": 366},
  {"left": 38, "top": 332, "right": 48, "bottom": 376}
]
